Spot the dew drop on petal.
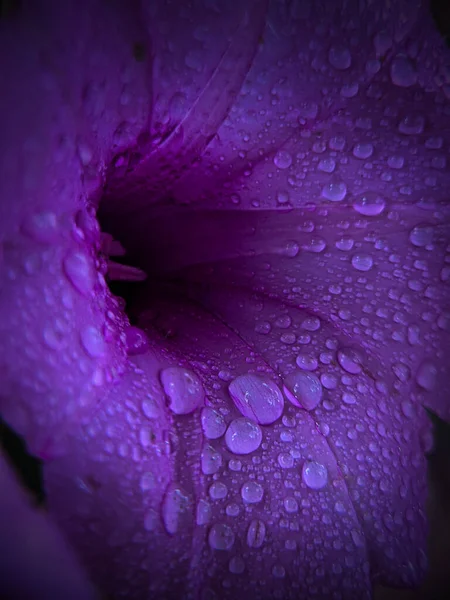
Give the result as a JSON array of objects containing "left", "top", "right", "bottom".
[
  {"left": 160, "top": 367, "right": 205, "bottom": 415},
  {"left": 228, "top": 374, "right": 284, "bottom": 425},
  {"left": 208, "top": 523, "right": 235, "bottom": 550},
  {"left": 351, "top": 254, "right": 373, "bottom": 272},
  {"left": 125, "top": 326, "right": 149, "bottom": 356},
  {"left": 353, "top": 191, "right": 385, "bottom": 216},
  {"left": 273, "top": 150, "right": 292, "bottom": 169},
  {"left": 161, "top": 484, "right": 191, "bottom": 535},
  {"left": 296, "top": 354, "right": 318, "bottom": 371},
  {"left": 409, "top": 224, "right": 433, "bottom": 247},
  {"left": 80, "top": 326, "right": 105, "bottom": 358},
  {"left": 63, "top": 250, "right": 96, "bottom": 295},
  {"left": 201, "top": 407, "right": 226, "bottom": 439},
  {"left": 321, "top": 180, "right": 347, "bottom": 202},
  {"left": 22, "top": 210, "right": 59, "bottom": 243},
  {"left": 283, "top": 371, "right": 323, "bottom": 410},
  {"left": 416, "top": 361, "right": 437, "bottom": 391},
  {"left": 246, "top": 519, "right": 266, "bottom": 548},
  {"left": 225, "top": 418, "right": 262, "bottom": 455},
  {"left": 337, "top": 348, "right": 363, "bottom": 374},
  {"left": 302, "top": 461, "right": 328, "bottom": 490},
  {"left": 241, "top": 481, "right": 264, "bottom": 504}
]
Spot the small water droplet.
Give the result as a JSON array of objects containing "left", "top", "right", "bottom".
[
  {"left": 161, "top": 484, "right": 191, "bottom": 535},
  {"left": 209, "top": 481, "right": 228, "bottom": 500},
  {"left": 196, "top": 499, "right": 211, "bottom": 526},
  {"left": 321, "top": 180, "right": 347, "bottom": 202},
  {"left": 201, "top": 445, "right": 223, "bottom": 475},
  {"left": 302, "top": 461, "right": 328, "bottom": 489},
  {"left": 229, "top": 556, "right": 245, "bottom": 574},
  {"left": 160, "top": 367, "right": 205, "bottom": 415},
  {"left": 390, "top": 55, "right": 417, "bottom": 87},
  {"left": 337, "top": 348, "right": 363, "bottom": 374},
  {"left": 398, "top": 114, "right": 425, "bottom": 135},
  {"left": 328, "top": 45, "right": 352, "bottom": 70},
  {"left": 125, "top": 326, "right": 149, "bottom": 356},
  {"left": 296, "top": 354, "right": 318, "bottom": 371},
  {"left": 409, "top": 224, "right": 433, "bottom": 247},
  {"left": 416, "top": 361, "right": 437, "bottom": 391}
]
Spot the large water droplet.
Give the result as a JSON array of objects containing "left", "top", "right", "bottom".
[
  {"left": 201, "top": 407, "right": 226, "bottom": 439},
  {"left": 296, "top": 353, "right": 318, "bottom": 371},
  {"left": 225, "top": 418, "right": 262, "bottom": 455},
  {"left": 302, "top": 461, "right": 328, "bottom": 489},
  {"left": 241, "top": 481, "right": 264, "bottom": 504},
  {"left": 353, "top": 191, "right": 385, "bottom": 216},
  {"left": 63, "top": 250, "right": 96, "bottom": 296},
  {"left": 246, "top": 519, "right": 266, "bottom": 548},
  {"left": 208, "top": 523, "right": 235, "bottom": 550},
  {"left": 228, "top": 374, "right": 284, "bottom": 425},
  {"left": 283, "top": 371, "right": 323, "bottom": 410},
  {"left": 160, "top": 367, "right": 205, "bottom": 415}
]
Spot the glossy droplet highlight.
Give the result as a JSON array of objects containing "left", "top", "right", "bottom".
[
  {"left": 228, "top": 374, "right": 284, "bottom": 425},
  {"left": 125, "top": 326, "right": 149, "bottom": 356},
  {"left": 273, "top": 150, "right": 292, "bottom": 169},
  {"left": 283, "top": 371, "right": 323, "bottom": 410},
  {"left": 63, "top": 250, "right": 96, "bottom": 296},
  {"left": 337, "top": 348, "right": 363, "bottom": 374},
  {"left": 160, "top": 367, "right": 205, "bottom": 415},
  {"left": 302, "top": 461, "right": 328, "bottom": 490},
  {"left": 80, "top": 326, "right": 105, "bottom": 358},
  {"left": 321, "top": 180, "right": 347, "bottom": 202},
  {"left": 247, "top": 519, "right": 266, "bottom": 548},
  {"left": 225, "top": 418, "right": 262, "bottom": 455},
  {"left": 353, "top": 192, "right": 385, "bottom": 216},
  {"left": 241, "top": 481, "right": 264, "bottom": 504},
  {"left": 201, "top": 407, "right": 226, "bottom": 439},
  {"left": 351, "top": 254, "right": 373, "bottom": 272},
  {"left": 208, "top": 523, "right": 235, "bottom": 550},
  {"left": 161, "top": 484, "right": 191, "bottom": 535}
]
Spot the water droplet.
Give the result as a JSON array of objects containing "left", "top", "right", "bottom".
[
  {"left": 201, "top": 407, "right": 226, "bottom": 439},
  {"left": 161, "top": 484, "right": 191, "bottom": 535},
  {"left": 284, "top": 496, "right": 299, "bottom": 513},
  {"left": 201, "top": 444, "right": 223, "bottom": 475},
  {"left": 43, "top": 320, "right": 67, "bottom": 350},
  {"left": 229, "top": 556, "right": 245, "bottom": 574},
  {"left": 80, "top": 326, "right": 105, "bottom": 358},
  {"left": 337, "top": 348, "right": 363, "bottom": 374},
  {"left": 318, "top": 157, "right": 336, "bottom": 173},
  {"left": 228, "top": 374, "right": 284, "bottom": 425},
  {"left": 241, "top": 481, "right": 264, "bottom": 504},
  {"left": 142, "top": 397, "right": 159, "bottom": 420},
  {"left": 321, "top": 179, "right": 347, "bottom": 202},
  {"left": 278, "top": 452, "right": 294, "bottom": 468},
  {"left": 246, "top": 519, "right": 266, "bottom": 548},
  {"left": 298, "top": 101, "right": 318, "bottom": 120},
  {"left": 353, "top": 191, "right": 385, "bottom": 216},
  {"left": 125, "top": 326, "right": 149, "bottom": 356},
  {"left": 63, "top": 250, "right": 96, "bottom": 296},
  {"left": 225, "top": 418, "right": 262, "bottom": 455},
  {"left": 352, "top": 254, "right": 373, "bottom": 272},
  {"left": 301, "top": 237, "right": 326, "bottom": 253},
  {"left": 296, "top": 354, "right": 318, "bottom": 371},
  {"left": 329, "top": 135, "right": 346, "bottom": 151},
  {"left": 273, "top": 150, "right": 292, "bottom": 169},
  {"left": 352, "top": 143, "right": 374, "bottom": 160},
  {"left": 143, "top": 509, "right": 158, "bottom": 532},
  {"left": 209, "top": 481, "right": 228, "bottom": 500},
  {"left": 160, "top": 367, "right": 205, "bottom": 415},
  {"left": 416, "top": 361, "right": 437, "bottom": 391},
  {"left": 328, "top": 45, "right": 352, "bottom": 70},
  {"left": 283, "top": 371, "right": 323, "bottom": 410},
  {"left": 409, "top": 224, "right": 433, "bottom": 247},
  {"left": 387, "top": 155, "right": 404, "bottom": 169},
  {"left": 140, "top": 471, "right": 155, "bottom": 492},
  {"left": 398, "top": 114, "right": 425, "bottom": 135},
  {"left": 335, "top": 236, "right": 354, "bottom": 251},
  {"left": 208, "top": 523, "right": 235, "bottom": 550},
  {"left": 390, "top": 55, "right": 417, "bottom": 87},
  {"left": 196, "top": 499, "right": 211, "bottom": 526},
  {"left": 22, "top": 210, "right": 59, "bottom": 244},
  {"left": 302, "top": 461, "right": 328, "bottom": 489}
]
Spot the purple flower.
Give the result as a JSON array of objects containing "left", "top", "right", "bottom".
[{"left": 1, "top": 1, "right": 450, "bottom": 598}]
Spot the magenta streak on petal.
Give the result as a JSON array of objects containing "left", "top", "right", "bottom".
[{"left": 1, "top": 1, "right": 450, "bottom": 599}]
